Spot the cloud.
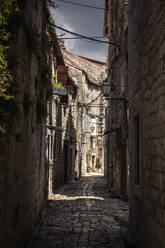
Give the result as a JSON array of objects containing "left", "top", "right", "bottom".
[
  {"left": 51, "top": 0, "right": 107, "bottom": 62},
  {"left": 52, "top": 11, "right": 76, "bottom": 50}
]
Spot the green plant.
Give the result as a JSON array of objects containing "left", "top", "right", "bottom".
[
  {"left": 0, "top": 0, "right": 57, "bottom": 132},
  {"left": 49, "top": 16, "right": 55, "bottom": 25},
  {"left": 96, "top": 158, "right": 102, "bottom": 169},
  {"left": 0, "top": 126, "right": 6, "bottom": 134},
  {"left": 0, "top": 0, "right": 21, "bottom": 133},
  {"left": 52, "top": 82, "right": 63, "bottom": 88}
]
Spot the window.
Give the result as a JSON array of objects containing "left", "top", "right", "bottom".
[{"left": 134, "top": 115, "right": 140, "bottom": 185}]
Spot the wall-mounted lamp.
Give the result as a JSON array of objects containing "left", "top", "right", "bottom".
[
  {"left": 100, "top": 80, "right": 126, "bottom": 101},
  {"left": 100, "top": 80, "right": 112, "bottom": 97}
]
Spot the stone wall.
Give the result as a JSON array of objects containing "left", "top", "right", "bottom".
[
  {"left": 63, "top": 50, "right": 106, "bottom": 85},
  {"left": 47, "top": 96, "right": 64, "bottom": 194},
  {"left": 0, "top": 1, "right": 50, "bottom": 247},
  {"left": 61, "top": 81, "right": 78, "bottom": 182},
  {"left": 104, "top": 0, "right": 128, "bottom": 197},
  {"left": 48, "top": 79, "right": 78, "bottom": 194},
  {"left": 63, "top": 51, "right": 105, "bottom": 176},
  {"left": 128, "top": 1, "right": 165, "bottom": 247}
]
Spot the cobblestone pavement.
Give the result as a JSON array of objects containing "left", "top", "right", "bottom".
[{"left": 28, "top": 174, "right": 130, "bottom": 248}]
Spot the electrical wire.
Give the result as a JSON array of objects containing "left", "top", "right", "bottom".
[
  {"left": 86, "top": 93, "right": 103, "bottom": 106},
  {"left": 59, "top": 37, "right": 106, "bottom": 44},
  {"left": 51, "top": 23, "right": 119, "bottom": 50},
  {"left": 55, "top": 0, "right": 107, "bottom": 10},
  {"left": 58, "top": 37, "right": 106, "bottom": 40}
]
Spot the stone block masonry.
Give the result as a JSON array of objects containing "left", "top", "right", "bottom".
[
  {"left": 0, "top": 1, "right": 50, "bottom": 248},
  {"left": 128, "top": 1, "right": 165, "bottom": 247},
  {"left": 103, "top": 0, "right": 129, "bottom": 198},
  {"left": 63, "top": 50, "right": 106, "bottom": 177},
  {"left": 28, "top": 176, "right": 130, "bottom": 248}
]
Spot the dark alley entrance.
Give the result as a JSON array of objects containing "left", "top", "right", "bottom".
[{"left": 27, "top": 174, "right": 130, "bottom": 248}]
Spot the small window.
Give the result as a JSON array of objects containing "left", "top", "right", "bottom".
[{"left": 134, "top": 115, "right": 140, "bottom": 185}]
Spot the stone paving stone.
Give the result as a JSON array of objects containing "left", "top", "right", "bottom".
[{"left": 28, "top": 175, "right": 130, "bottom": 248}]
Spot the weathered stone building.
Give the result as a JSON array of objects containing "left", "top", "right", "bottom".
[
  {"left": 103, "top": 0, "right": 128, "bottom": 198},
  {"left": 47, "top": 56, "right": 79, "bottom": 193},
  {"left": 63, "top": 50, "right": 106, "bottom": 176},
  {"left": 46, "top": 44, "right": 106, "bottom": 194},
  {"left": 128, "top": 1, "right": 165, "bottom": 247},
  {"left": 0, "top": 1, "right": 59, "bottom": 248}
]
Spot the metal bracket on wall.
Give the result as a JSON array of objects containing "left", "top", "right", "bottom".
[
  {"left": 105, "top": 97, "right": 127, "bottom": 101},
  {"left": 47, "top": 125, "right": 64, "bottom": 132}
]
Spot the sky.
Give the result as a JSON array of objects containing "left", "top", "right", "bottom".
[{"left": 51, "top": 0, "right": 107, "bottom": 62}]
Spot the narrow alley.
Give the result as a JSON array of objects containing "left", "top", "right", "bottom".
[
  {"left": 1, "top": 1, "right": 165, "bottom": 248},
  {"left": 28, "top": 174, "right": 129, "bottom": 248}
]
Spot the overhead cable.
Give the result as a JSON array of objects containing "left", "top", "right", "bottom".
[
  {"left": 55, "top": 0, "right": 107, "bottom": 10},
  {"left": 86, "top": 93, "right": 103, "bottom": 106},
  {"left": 58, "top": 37, "right": 106, "bottom": 40},
  {"left": 51, "top": 23, "right": 120, "bottom": 51}
]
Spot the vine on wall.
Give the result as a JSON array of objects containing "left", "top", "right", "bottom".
[
  {"left": 0, "top": 0, "right": 22, "bottom": 133},
  {"left": 0, "top": 0, "right": 55, "bottom": 133}
]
